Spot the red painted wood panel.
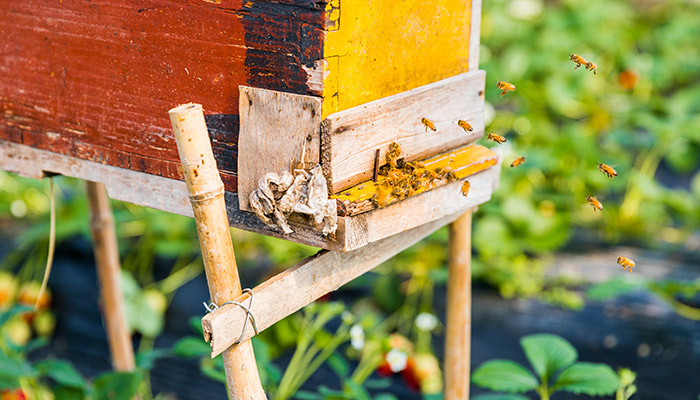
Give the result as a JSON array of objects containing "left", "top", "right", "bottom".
[{"left": 0, "top": 0, "right": 325, "bottom": 191}]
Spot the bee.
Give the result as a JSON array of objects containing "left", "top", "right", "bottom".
[
  {"left": 461, "top": 181, "right": 470, "bottom": 197},
  {"left": 585, "top": 60, "right": 598, "bottom": 75},
  {"left": 510, "top": 156, "right": 525, "bottom": 168},
  {"left": 421, "top": 117, "right": 437, "bottom": 132},
  {"left": 616, "top": 256, "right": 635, "bottom": 273},
  {"left": 496, "top": 81, "right": 516, "bottom": 97},
  {"left": 569, "top": 54, "right": 588, "bottom": 70},
  {"left": 586, "top": 195, "right": 603, "bottom": 212},
  {"left": 598, "top": 163, "right": 617, "bottom": 178},
  {"left": 458, "top": 120, "right": 473, "bottom": 133},
  {"left": 487, "top": 133, "right": 507, "bottom": 144}
]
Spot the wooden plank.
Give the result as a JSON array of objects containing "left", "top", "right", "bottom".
[
  {"left": 237, "top": 86, "right": 322, "bottom": 211},
  {"left": 0, "top": 140, "right": 500, "bottom": 251},
  {"left": 0, "top": 0, "right": 325, "bottom": 192},
  {"left": 202, "top": 212, "right": 461, "bottom": 358},
  {"left": 332, "top": 144, "right": 498, "bottom": 216},
  {"left": 321, "top": 70, "right": 486, "bottom": 193},
  {"left": 0, "top": 140, "right": 349, "bottom": 251},
  {"left": 348, "top": 159, "right": 500, "bottom": 246},
  {"left": 322, "top": 0, "right": 472, "bottom": 117}
]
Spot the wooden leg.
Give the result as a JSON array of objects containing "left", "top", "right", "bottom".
[
  {"left": 445, "top": 210, "right": 472, "bottom": 400},
  {"left": 86, "top": 181, "right": 136, "bottom": 371},
  {"left": 169, "top": 104, "right": 265, "bottom": 399}
]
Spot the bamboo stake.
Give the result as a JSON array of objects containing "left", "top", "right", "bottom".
[
  {"left": 445, "top": 211, "right": 472, "bottom": 400},
  {"left": 168, "top": 103, "right": 265, "bottom": 400},
  {"left": 86, "top": 181, "right": 135, "bottom": 371}
]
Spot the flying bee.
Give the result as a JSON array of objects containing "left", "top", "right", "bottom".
[
  {"left": 487, "top": 133, "right": 507, "bottom": 144},
  {"left": 510, "top": 156, "right": 525, "bottom": 168},
  {"left": 421, "top": 117, "right": 437, "bottom": 132},
  {"left": 598, "top": 163, "right": 617, "bottom": 178},
  {"left": 586, "top": 195, "right": 603, "bottom": 212},
  {"left": 616, "top": 256, "right": 635, "bottom": 273},
  {"left": 461, "top": 181, "right": 470, "bottom": 197},
  {"left": 585, "top": 60, "right": 598, "bottom": 74},
  {"left": 458, "top": 120, "right": 473, "bottom": 133},
  {"left": 496, "top": 81, "right": 516, "bottom": 97},
  {"left": 569, "top": 53, "right": 588, "bottom": 70}
]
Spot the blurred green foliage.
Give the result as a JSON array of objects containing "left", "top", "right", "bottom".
[{"left": 0, "top": 0, "right": 700, "bottom": 398}]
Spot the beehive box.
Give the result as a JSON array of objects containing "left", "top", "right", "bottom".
[{"left": 0, "top": 0, "right": 497, "bottom": 251}]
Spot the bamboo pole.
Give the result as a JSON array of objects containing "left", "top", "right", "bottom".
[
  {"left": 168, "top": 103, "right": 265, "bottom": 400},
  {"left": 86, "top": 181, "right": 136, "bottom": 371},
  {"left": 444, "top": 211, "right": 472, "bottom": 400}
]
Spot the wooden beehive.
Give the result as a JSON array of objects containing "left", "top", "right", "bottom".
[{"left": 0, "top": 0, "right": 497, "bottom": 251}]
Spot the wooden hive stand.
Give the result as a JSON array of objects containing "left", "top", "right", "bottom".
[{"left": 0, "top": 0, "right": 493, "bottom": 398}]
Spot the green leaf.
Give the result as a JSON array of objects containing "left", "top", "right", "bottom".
[
  {"left": 520, "top": 334, "right": 577, "bottom": 382},
  {"left": 586, "top": 276, "right": 646, "bottom": 301},
  {"left": 372, "top": 394, "right": 399, "bottom": 400},
  {"left": 135, "top": 348, "right": 171, "bottom": 370},
  {"left": 35, "top": 359, "right": 85, "bottom": 388},
  {"left": 472, "top": 394, "right": 531, "bottom": 400},
  {"left": 552, "top": 362, "right": 620, "bottom": 395},
  {"left": 0, "top": 353, "right": 35, "bottom": 382},
  {"left": 343, "top": 379, "right": 370, "bottom": 400},
  {"left": 327, "top": 353, "right": 350, "bottom": 378},
  {"left": 0, "top": 305, "right": 33, "bottom": 327},
  {"left": 472, "top": 360, "right": 538, "bottom": 393},
  {"left": 200, "top": 358, "right": 226, "bottom": 383},
  {"left": 91, "top": 371, "right": 142, "bottom": 400},
  {"left": 173, "top": 336, "right": 211, "bottom": 358},
  {"left": 53, "top": 385, "right": 86, "bottom": 400}
]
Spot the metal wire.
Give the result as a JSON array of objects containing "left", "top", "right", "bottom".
[{"left": 203, "top": 288, "right": 259, "bottom": 344}]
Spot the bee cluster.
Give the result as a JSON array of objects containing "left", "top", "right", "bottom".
[
  {"left": 372, "top": 142, "right": 458, "bottom": 209},
  {"left": 485, "top": 54, "right": 635, "bottom": 273}
]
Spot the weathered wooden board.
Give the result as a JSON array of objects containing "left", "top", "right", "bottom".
[
  {"left": 0, "top": 139, "right": 345, "bottom": 250},
  {"left": 1, "top": 139, "right": 499, "bottom": 252},
  {"left": 321, "top": 71, "right": 486, "bottom": 193},
  {"left": 237, "top": 87, "right": 322, "bottom": 211},
  {"left": 202, "top": 211, "right": 462, "bottom": 357},
  {"left": 0, "top": 0, "right": 325, "bottom": 192}
]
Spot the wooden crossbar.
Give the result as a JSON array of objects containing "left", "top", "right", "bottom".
[{"left": 202, "top": 212, "right": 461, "bottom": 358}]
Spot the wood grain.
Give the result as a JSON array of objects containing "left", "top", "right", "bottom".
[
  {"left": 237, "top": 86, "right": 322, "bottom": 211},
  {"left": 445, "top": 211, "right": 472, "bottom": 400},
  {"left": 86, "top": 181, "right": 136, "bottom": 372},
  {"left": 346, "top": 161, "right": 500, "bottom": 247},
  {"left": 169, "top": 103, "right": 264, "bottom": 399},
  {"left": 321, "top": 70, "right": 486, "bottom": 193},
  {"left": 0, "top": 0, "right": 325, "bottom": 192},
  {"left": 0, "top": 139, "right": 352, "bottom": 250},
  {"left": 202, "top": 212, "right": 460, "bottom": 358}
]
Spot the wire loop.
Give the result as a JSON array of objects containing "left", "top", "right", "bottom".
[{"left": 202, "top": 288, "right": 259, "bottom": 344}]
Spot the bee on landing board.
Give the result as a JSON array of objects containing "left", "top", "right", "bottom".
[
  {"left": 585, "top": 60, "right": 598, "bottom": 75},
  {"left": 458, "top": 120, "right": 473, "bottom": 133},
  {"left": 510, "top": 156, "right": 525, "bottom": 168},
  {"left": 569, "top": 54, "right": 588, "bottom": 70},
  {"left": 461, "top": 181, "right": 470, "bottom": 197},
  {"left": 586, "top": 196, "right": 603, "bottom": 212},
  {"left": 598, "top": 163, "right": 617, "bottom": 178},
  {"left": 617, "top": 256, "right": 635, "bottom": 273},
  {"left": 487, "top": 133, "right": 507, "bottom": 144},
  {"left": 421, "top": 117, "right": 437, "bottom": 132},
  {"left": 496, "top": 81, "right": 516, "bottom": 97}
]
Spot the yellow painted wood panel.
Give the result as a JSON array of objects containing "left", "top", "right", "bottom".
[{"left": 323, "top": 0, "right": 473, "bottom": 117}]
